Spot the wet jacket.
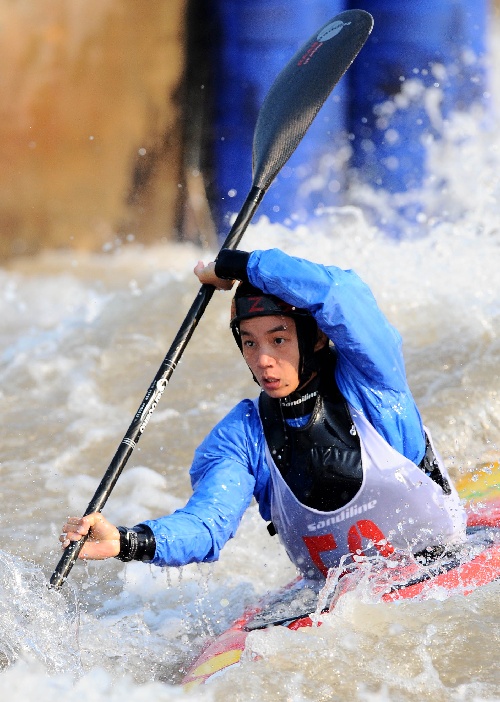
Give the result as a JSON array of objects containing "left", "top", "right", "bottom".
[{"left": 143, "top": 249, "right": 427, "bottom": 567}]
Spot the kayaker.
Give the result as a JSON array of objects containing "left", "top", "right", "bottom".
[{"left": 60, "top": 248, "right": 466, "bottom": 579}]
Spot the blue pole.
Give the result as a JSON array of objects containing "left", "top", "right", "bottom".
[
  {"left": 211, "top": 0, "right": 347, "bottom": 234},
  {"left": 347, "top": 0, "right": 490, "bottom": 194}
]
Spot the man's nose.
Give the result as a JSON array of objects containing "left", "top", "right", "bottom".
[{"left": 257, "top": 350, "right": 274, "bottom": 367}]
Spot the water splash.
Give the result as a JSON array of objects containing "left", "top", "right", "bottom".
[{"left": 0, "top": 550, "right": 81, "bottom": 676}]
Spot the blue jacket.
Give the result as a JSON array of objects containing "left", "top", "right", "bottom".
[{"left": 143, "top": 249, "right": 426, "bottom": 567}]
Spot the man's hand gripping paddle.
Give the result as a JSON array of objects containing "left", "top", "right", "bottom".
[{"left": 50, "top": 10, "right": 373, "bottom": 588}]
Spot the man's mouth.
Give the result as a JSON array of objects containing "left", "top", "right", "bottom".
[{"left": 262, "top": 376, "right": 280, "bottom": 389}]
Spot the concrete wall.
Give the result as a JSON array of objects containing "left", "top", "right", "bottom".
[
  {"left": 0, "top": 0, "right": 186, "bottom": 259},
  {"left": 0, "top": 1, "right": 497, "bottom": 259}
]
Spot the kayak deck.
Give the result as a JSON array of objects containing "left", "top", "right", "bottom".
[{"left": 183, "top": 463, "right": 500, "bottom": 689}]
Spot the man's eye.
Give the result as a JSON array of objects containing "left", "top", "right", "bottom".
[
  {"left": 274, "top": 337, "right": 286, "bottom": 345},
  {"left": 243, "top": 340, "right": 254, "bottom": 348}
]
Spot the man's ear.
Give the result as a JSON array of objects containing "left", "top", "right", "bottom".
[{"left": 314, "top": 330, "right": 328, "bottom": 352}]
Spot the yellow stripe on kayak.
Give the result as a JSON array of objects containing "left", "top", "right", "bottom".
[
  {"left": 183, "top": 648, "right": 243, "bottom": 689},
  {"left": 456, "top": 462, "right": 500, "bottom": 503}
]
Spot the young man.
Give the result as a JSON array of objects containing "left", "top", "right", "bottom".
[{"left": 60, "top": 248, "right": 466, "bottom": 579}]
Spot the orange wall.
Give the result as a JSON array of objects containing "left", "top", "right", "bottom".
[
  {"left": 0, "top": 0, "right": 186, "bottom": 258},
  {"left": 0, "top": 1, "right": 496, "bottom": 259}
]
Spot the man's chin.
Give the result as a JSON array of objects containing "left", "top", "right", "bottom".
[{"left": 261, "top": 384, "right": 292, "bottom": 399}]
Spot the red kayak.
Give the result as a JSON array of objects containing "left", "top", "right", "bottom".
[{"left": 183, "top": 464, "right": 500, "bottom": 690}]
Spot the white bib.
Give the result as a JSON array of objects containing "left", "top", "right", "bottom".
[{"left": 262, "top": 403, "right": 466, "bottom": 579}]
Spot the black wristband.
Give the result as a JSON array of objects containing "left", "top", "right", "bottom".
[
  {"left": 215, "top": 249, "right": 251, "bottom": 282},
  {"left": 115, "top": 525, "right": 156, "bottom": 562}
]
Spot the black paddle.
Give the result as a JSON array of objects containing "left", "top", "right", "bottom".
[{"left": 50, "top": 9, "right": 373, "bottom": 589}]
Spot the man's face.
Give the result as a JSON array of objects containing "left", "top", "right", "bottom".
[{"left": 239, "top": 314, "right": 300, "bottom": 398}]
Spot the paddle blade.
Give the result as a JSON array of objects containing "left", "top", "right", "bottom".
[{"left": 252, "top": 9, "right": 373, "bottom": 190}]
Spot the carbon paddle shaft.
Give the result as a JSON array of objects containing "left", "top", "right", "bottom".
[
  {"left": 50, "top": 9, "right": 373, "bottom": 588},
  {"left": 49, "top": 187, "right": 265, "bottom": 588}
]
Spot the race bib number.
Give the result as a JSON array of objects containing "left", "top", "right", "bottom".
[{"left": 303, "top": 519, "right": 394, "bottom": 576}]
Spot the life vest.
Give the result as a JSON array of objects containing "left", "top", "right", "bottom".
[
  {"left": 255, "top": 399, "right": 466, "bottom": 580},
  {"left": 258, "top": 378, "right": 362, "bottom": 512}
]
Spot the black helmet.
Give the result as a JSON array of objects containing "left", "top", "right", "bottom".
[
  {"left": 230, "top": 281, "right": 322, "bottom": 386},
  {"left": 230, "top": 281, "right": 311, "bottom": 328}
]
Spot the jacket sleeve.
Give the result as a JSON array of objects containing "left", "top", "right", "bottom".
[
  {"left": 247, "top": 248, "right": 426, "bottom": 464},
  {"left": 141, "top": 400, "right": 271, "bottom": 567}
]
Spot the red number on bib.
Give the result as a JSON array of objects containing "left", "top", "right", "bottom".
[
  {"left": 302, "top": 533, "right": 338, "bottom": 577},
  {"left": 347, "top": 519, "right": 395, "bottom": 558},
  {"left": 303, "top": 520, "right": 395, "bottom": 576}
]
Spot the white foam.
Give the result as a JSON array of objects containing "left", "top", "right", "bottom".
[{"left": 1, "top": 24, "right": 500, "bottom": 702}]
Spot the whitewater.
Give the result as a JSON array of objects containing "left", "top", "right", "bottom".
[{"left": 1, "top": 31, "right": 500, "bottom": 702}]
